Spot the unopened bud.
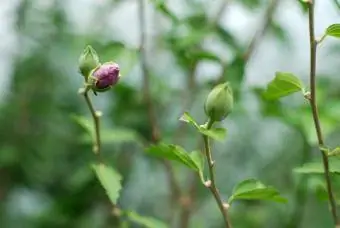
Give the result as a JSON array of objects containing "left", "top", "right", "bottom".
[
  {"left": 204, "top": 82, "right": 234, "bottom": 122},
  {"left": 78, "top": 45, "right": 100, "bottom": 79},
  {"left": 89, "top": 62, "right": 120, "bottom": 93}
]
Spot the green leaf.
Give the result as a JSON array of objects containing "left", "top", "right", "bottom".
[
  {"left": 149, "top": 0, "right": 178, "bottom": 23},
  {"left": 199, "top": 127, "right": 227, "bottom": 141},
  {"left": 329, "top": 147, "right": 340, "bottom": 157},
  {"left": 293, "top": 159, "right": 340, "bottom": 175},
  {"left": 228, "top": 179, "right": 287, "bottom": 204},
  {"left": 179, "top": 112, "right": 200, "bottom": 129},
  {"left": 263, "top": 72, "right": 304, "bottom": 100},
  {"left": 190, "top": 151, "right": 205, "bottom": 183},
  {"left": 145, "top": 143, "right": 198, "bottom": 171},
  {"left": 80, "top": 128, "right": 142, "bottom": 146},
  {"left": 92, "top": 163, "right": 122, "bottom": 204},
  {"left": 191, "top": 50, "right": 221, "bottom": 62},
  {"left": 326, "top": 24, "right": 340, "bottom": 38},
  {"left": 71, "top": 114, "right": 93, "bottom": 135},
  {"left": 125, "top": 211, "right": 168, "bottom": 228}
]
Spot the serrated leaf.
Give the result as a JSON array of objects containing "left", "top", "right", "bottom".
[
  {"left": 199, "top": 127, "right": 227, "bottom": 141},
  {"left": 179, "top": 112, "right": 200, "bottom": 129},
  {"left": 125, "top": 211, "right": 168, "bottom": 228},
  {"left": 293, "top": 159, "right": 340, "bottom": 175},
  {"left": 92, "top": 163, "right": 122, "bottom": 204},
  {"left": 263, "top": 72, "right": 304, "bottom": 100},
  {"left": 145, "top": 143, "right": 198, "bottom": 171},
  {"left": 228, "top": 179, "right": 287, "bottom": 204},
  {"left": 190, "top": 151, "right": 205, "bottom": 183},
  {"left": 326, "top": 24, "right": 340, "bottom": 38}
]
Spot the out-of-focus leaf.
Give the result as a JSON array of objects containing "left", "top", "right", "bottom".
[
  {"left": 125, "top": 211, "right": 168, "bottom": 228},
  {"left": 325, "top": 24, "right": 340, "bottom": 38},
  {"left": 228, "top": 179, "right": 287, "bottom": 204},
  {"left": 149, "top": 0, "right": 179, "bottom": 23},
  {"left": 215, "top": 25, "right": 241, "bottom": 51},
  {"left": 298, "top": 0, "right": 308, "bottom": 13},
  {"left": 71, "top": 114, "right": 93, "bottom": 135},
  {"left": 263, "top": 72, "right": 304, "bottom": 100},
  {"left": 293, "top": 159, "right": 340, "bottom": 175},
  {"left": 80, "top": 128, "right": 142, "bottom": 146},
  {"left": 92, "top": 163, "right": 122, "bottom": 204},
  {"left": 199, "top": 127, "right": 227, "bottom": 141},
  {"left": 191, "top": 50, "right": 221, "bottom": 63},
  {"left": 268, "top": 21, "right": 290, "bottom": 44},
  {"left": 239, "top": 0, "right": 262, "bottom": 9}
]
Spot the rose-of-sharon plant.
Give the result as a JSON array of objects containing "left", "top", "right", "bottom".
[
  {"left": 89, "top": 62, "right": 120, "bottom": 93},
  {"left": 204, "top": 82, "right": 234, "bottom": 122}
]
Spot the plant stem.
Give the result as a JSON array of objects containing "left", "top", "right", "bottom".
[
  {"left": 307, "top": 0, "right": 338, "bottom": 225},
  {"left": 137, "top": 0, "right": 181, "bottom": 225},
  {"left": 203, "top": 119, "right": 232, "bottom": 228},
  {"left": 83, "top": 90, "right": 102, "bottom": 160}
]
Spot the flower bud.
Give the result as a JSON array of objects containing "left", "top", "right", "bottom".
[
  {"left": 89, "top": 62, "right": 120, "bottom": 92},
  {"left": 204, "top": 82, "right": 234, "bottom": 122},
  {"left": 78, "top": 45, "right": 100, "bottom": 79}
]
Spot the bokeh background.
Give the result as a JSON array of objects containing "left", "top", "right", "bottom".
[{"left": 1, "top": 0, "right": 340, "bottom": 227}]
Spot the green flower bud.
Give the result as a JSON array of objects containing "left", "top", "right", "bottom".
[
  {"left": 78, "top": 45, "right": 100, "bottom": 79},
  {"left": 204, "top": 82, "right": 234, "bottom": 122}
]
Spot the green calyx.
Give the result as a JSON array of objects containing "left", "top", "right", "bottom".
[
  {"left": 204, "top": 82, "right": 234, "bottom": 122},
  {"left": 78, "top": 45, "right": 100, "bottom": 80}
]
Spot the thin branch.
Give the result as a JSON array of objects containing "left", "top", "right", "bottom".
[
  {"left": 137, "top": 0, "right": 181, "bottom": 224},
  {"left": 307, "top": 0, "right": 338, "bottom": 225},
  {"left": 243, "top": 0, "right": 281, "bottom": 62},
  {"left": 203, "top": 119, "right": 232, "bottom": 228}
]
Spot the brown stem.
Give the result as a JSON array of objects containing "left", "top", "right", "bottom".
[
  {"left": 243, "top": 0, "right": 281, "bottom": 62},
  {"left": 203, "top": 119, "right": 232, "bottom": 228},
  {"left": 307, "top": 0, "right": 338, "bottom": 225},
  {"left": 138, "top": 0, "right": 181, "bottom": 225}
]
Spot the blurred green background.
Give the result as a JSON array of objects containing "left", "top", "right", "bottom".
[{"left": 1, "top": 0, "right": 340, "bottom": 227}]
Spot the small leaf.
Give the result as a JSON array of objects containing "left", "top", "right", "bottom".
[
  {"left": 199, "top": 127, "right": 227, "bottom": 141},
  {"left": 263, "top": 72, "right": 304, "bottom": 100},
  {"left": 125, "top": 211, "right": 168, "bottom": 228},
  {"left": 92, "top": 163, "right": 122, "bottom": 204},
  {"left": 293, "top": 159, "right": 340, "bottom": 175},
  {"left": 228, "top": 179, "right": 287, "bottom": 204},
  {"left": 71, "top": 115, "right": 93, "bottom": 135},
  {"left": 190, "top": 151, "right": 205, "bottom": 183},
  {"left": 179, "top": 112, "right": 200, "bottom": 129},
  {"left": 145, "top": 143, "right": 198, "bottom": 171},
  {"left": 326, "top": 24, "right": 340, "bottom": 38}
]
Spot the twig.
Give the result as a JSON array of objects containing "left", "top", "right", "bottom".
[
  {"left": 307, "top": 0, "right": 338, "bottom": 225},
  {"left": 243, "top": 0, "right": 281, "bottom": 62},
  {"left": 137, "top": 0, "right": 181, "bottom": 225},
  {"left": 203, "top": 119, "right": 232, "bottom": 228}
]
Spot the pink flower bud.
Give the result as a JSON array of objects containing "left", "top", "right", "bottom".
[{"left": 90, "top": 62, "right": 120, "bottom": 92}]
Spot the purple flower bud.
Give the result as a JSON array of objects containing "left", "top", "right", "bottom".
[{"left": 90, "top": 62, "right": 120, "bottom": 92}]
